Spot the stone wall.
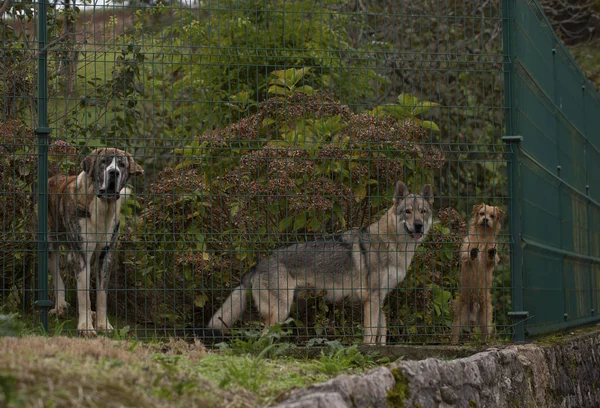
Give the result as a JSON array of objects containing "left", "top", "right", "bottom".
[{"left": 274, "top": 329, "right": 600, "bottom": 407}]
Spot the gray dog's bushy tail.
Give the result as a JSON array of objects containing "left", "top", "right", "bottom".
[{"left": 207, "top": 267, "right": 256, "bottom": 333}]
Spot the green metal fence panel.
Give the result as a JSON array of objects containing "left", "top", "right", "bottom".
[{"left": 506, "top": 0, "right": 600, "bottom": 337}]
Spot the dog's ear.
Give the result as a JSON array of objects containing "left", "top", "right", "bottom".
[
  {"left": 473, "top": 203, "right": 484, "bottom": 215},
  {"left": 420, "top": 184, "right": 434, "bottom": 205},
  {"left": 495, "top": 206, "right": 504, "bottom": 221},
  {"left": 126, "top": 152, "right": 144, "bottom": 176},
  {"left": 81, "top": 154, "right": 95, "bottom": 175},
  {"left": 393, "top": 181, "right": 408, "bottom": 206}
]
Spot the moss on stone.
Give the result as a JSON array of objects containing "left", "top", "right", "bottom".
[
  {"left": 533, "top": 326, "right": 600, "bottom": 346},
  {"left": 387, "top": 367, "right": 410, "bottom": 408}
]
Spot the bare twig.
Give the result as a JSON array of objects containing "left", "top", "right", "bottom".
[{"left": 541, "top": 0, "right": 599, "bottom": 44}]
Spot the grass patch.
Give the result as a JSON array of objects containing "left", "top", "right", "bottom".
[
  {"left": 0, "top": 336, "right": 231, "bottom": 408},
  {"left": 196, "top": 353, "right": 331, "bottom": 399},
  {"left": 0, "top": 321, "right": 385, "bottom": 407}
]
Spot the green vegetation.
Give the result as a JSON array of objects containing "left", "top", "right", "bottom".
[
  {"left": 0, "top": 0, "right": 515, "bottom": 344},
  {"left": 0, "top": 314, "right": 25, "bottom": 338},
  {"left": 2, "top": 0, "right": 598, "bottom": 345},
  {"left": 569, "top": 38, "right": 600, "bottom": 89},
  {"left": 387, "top": 367, "right": 410, "bottom": 408},
  {"left": 0, "top": 315, "right": 389, "bottom": 407},
  {"left": 118, "top": 78, "right": 452, "bottom": 339}
]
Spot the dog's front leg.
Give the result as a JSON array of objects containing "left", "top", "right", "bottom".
[
  {"left": 376, "top": 301, "right": 387, "bottom": 345},
  {"left": 363, "top": 298, "right": 376, "bottom": 344},
  {"left": 48, "top": 249, "right": 69, "bottom": 317},
  {"left": 478, "top": 296, "right": 495, "bottom": 342},
  {"left": 450, "top": 298, "right": 471, "bottom": 344},
  {"left": 96, "top": 246, "right": 115, "bottom": 334},
  {"left": 363, "top": 294, "right": 383, "bottom": 345},
  {"left": 74, "top": 249, "right": 96, "bottom": 337}
]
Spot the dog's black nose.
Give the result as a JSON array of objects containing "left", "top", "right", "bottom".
[
  {"left": 482, "top": 218, "right": 489, "bottom": 226},
  {"left": 414, "top": 220, "right": 423, "bottom": 232},
  {"left": 108, "top": 169, "right": 118, "bottom": 177}
]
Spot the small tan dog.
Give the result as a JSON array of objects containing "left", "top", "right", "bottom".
[{"left": 451, "top": 203, "right": 503, "bottom": 344}]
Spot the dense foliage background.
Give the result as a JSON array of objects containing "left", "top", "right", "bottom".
[{"left": 1, "top": 0, "right": 597, "bottom": 342}]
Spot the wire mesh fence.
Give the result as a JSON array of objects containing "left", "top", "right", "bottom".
[{"left": 2, "top": 0, "right": 595, "bottom": 345}]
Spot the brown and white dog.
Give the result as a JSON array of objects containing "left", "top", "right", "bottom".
[
  {"left": 47, "top": 148, "right": 144, "bottom": 336},
  {"left": 451, "top": 203, "right": 503, "bottom": 344}
]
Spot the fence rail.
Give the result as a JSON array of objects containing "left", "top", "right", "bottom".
[{"left": 0, "top": 0, "right": 598, "bottom": 344}]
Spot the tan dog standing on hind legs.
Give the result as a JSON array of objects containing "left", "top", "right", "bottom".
[
  {"left": 207, "top": 181, "right": 434, "bottom": 345},
  {"left": 46, "top": 148, "right": 144, "bottom": 336},
  {"left": 451, "top": 203, "right": 503, "bottom": 344}
]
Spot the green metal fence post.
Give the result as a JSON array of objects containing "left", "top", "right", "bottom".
[
  {"left": 33, "top": 0, "right": 52, "bottom": 333},
  {"left": 502, "top": 0, "right": 527, "bottom": 342},
  {"left": 502, "top": 136, "right": 527, "bottom": 342}
]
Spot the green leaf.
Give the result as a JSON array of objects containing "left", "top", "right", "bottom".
[
  {"left": 398, "top": 93, "right": 419, "bottom": 108},
  {"left": 333, "top": 203, "right": 347, "bottom": 229},
  {"left": 194, "top": 294, "right": 208, "bottom": 308},
  {"left": 309, "top": 216, "right": 321, "bottom": 232},
  {"left": 230, "top": 202, "right": 240, "bottom": 218},
  {"left": 271, "top": 69, "right": 287, "bottom": 79},
  {"left": 268, "top": 77, "right": 287, "bottom": 86},
  {"left": 229, "top": 90, "right": 250, "bottom": 104},
  {"left": 285, "top": 67, "right": 310, "bottom": 87},
  {"left": 321, "top": 114, "right": 342, "bottom": 134},
  {"left": 369, "top": 105, "right": 409, "bottom": 120},
  {"left": 353, "top": 184, "right": 367, "bottom": 203},
  {"left": 293, "top": 214, "right": 307, "bottom": 231},
  {"left": 421, "top": 120, "right": 440, "bottom": 132},
  {"left": 267, "top": 85, "right": 289, "bottom": 96},
  {"left": 279, "top": 216, "right": 294, "bottom": 232},
  {"left": 295, "top": 85, "right": 315, "bottom": 95},
  {"left": 411, "top": 101, "right": 439, "bottom": 117}
]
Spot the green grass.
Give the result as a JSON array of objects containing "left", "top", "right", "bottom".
[
  {"left": 0, "top": 335, "right": 365, "bottom": 407},
  {"left": 196, "top": 353, "right": 331, "bottom": 397},
  {"left": 0, "top": 315, "right": 386, "bottom": 407}
]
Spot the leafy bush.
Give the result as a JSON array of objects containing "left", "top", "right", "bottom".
[
  {"left": 0, "top": 0, "right": 515, "bottom": 343},
  {"left": 0, "top": 314, "right": 25, "bottom": 337},
  {"left": 0, "top": 121, "right": 37, "bottom": 312},
  {"left": 129, "top": 0, "right": 390, "bottom": 145},
  {"left": 0, "top": 119, "right": 81, "bottom": 313},
  {"left": 114, "top": 73, "right": 456, "bottom": 341}
]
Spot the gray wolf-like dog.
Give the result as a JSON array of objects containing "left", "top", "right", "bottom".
[
  {"left": 47, "top": 148, "right": 144, "bottom": 336},
  {"left": 208, "top": 181, "right": 434, "bottom": 344}
]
